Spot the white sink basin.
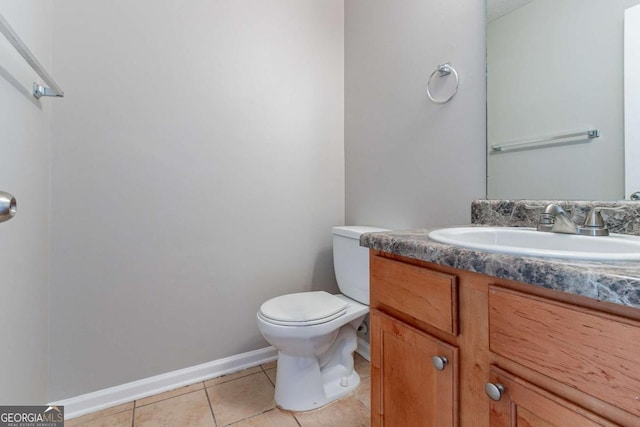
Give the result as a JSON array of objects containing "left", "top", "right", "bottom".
[{"left": 428, "top": 227, "right": 640, "bottom": 261}]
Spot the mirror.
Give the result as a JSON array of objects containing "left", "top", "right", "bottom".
[{"left": 487, "top": 0, "right": 640, "bottom": 200}]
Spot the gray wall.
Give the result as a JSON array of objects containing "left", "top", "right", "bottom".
[
  {"left": 487, "top": 0, "right": 639, "bottom": 200},
  {"left": 345, "top": 0, "right": 486, "bottom": 229},
  {"left": 0, "top": 0, "right": 487, "bottom": 401},
  {"left": 49, "top": 0, "right": 344, "bottom": 400},
  {"left": 0, "top": 1, "right": 51, "bottom": 403}
]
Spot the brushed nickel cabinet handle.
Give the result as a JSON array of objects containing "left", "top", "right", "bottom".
[
  {"left": 485, "top": 382, "right": 505, "bottom": 401},
  {"left": 431, "top": 356, "right": 448, "bottom": 371}
]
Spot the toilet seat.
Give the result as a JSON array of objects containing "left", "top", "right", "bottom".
[{"left": 259, "top": 291, "right": 348, "bottom": 326}]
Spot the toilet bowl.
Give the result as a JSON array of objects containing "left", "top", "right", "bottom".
[{"left": 256, "top": 226, "right": 388, "bottom": 411}]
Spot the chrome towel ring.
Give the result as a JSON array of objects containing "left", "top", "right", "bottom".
[{"left": 426, "top": 62, "right": 459, "bottom": 104}]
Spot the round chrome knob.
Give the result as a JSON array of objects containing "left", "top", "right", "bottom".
[
  {"left": 0, "top": 191, "right": 16, "bottom": 223},
  {"left": 431, "top": 356, "right": 448, "bottom": 371},
  {"left": 485, "top": 382, "right": 505, "bottom": 401}
]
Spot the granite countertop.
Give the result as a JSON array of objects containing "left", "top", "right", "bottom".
[{"left": 361, "top": 227, "right": 640, "bottom": 310}]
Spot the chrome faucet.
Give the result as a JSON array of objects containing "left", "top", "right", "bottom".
[
  {"left": 536, "top": 204, "right": 578, "bottom": 234},
  {"left": 534, "top": 204, "right": 624, "bottom": 236}
]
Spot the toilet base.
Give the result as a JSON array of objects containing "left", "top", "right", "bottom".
[{"left": 273, "top": 323, "right": 361, "bottom": 411}]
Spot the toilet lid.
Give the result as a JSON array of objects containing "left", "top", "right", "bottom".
[{"left": 259, "top": 291, "right": 348, "bottom": 326}]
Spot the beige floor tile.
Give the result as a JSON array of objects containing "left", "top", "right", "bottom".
[
  {"left": 294, "top": 396, "right": 370, "bottom": 427},
  {"left": 354, "top": 353, "right": 370, "bottom": 379},
  {"left": 228, "top": 409, "right": 298, "bottom": 426},
  {"left": 207, "top": 372, "right": 275, "bottom": 426},
  {"left": 136, "top": 382, "right": 203, "bottom": 407},
  {"left": 204, "top": 366, "right": 263, "bottom": 387},
  {"left": 134, "top": 389, "right": 215, "bottom": 427},
  {"left": 264, "top": 368, "right": 276, "bottom": 386},
  {"left": 66, "top": 402, "right": 134, "bottom": 426},
  {"left": 66, "top": 409, "right": 132, "bottom": 427},
  {"left": 260, "top": 360, "right": 277, "bottom": 370},
  {"left": 354, "top": 376, "right": 371, "bottom": 409}
]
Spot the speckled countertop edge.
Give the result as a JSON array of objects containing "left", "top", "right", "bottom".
[{"left": 361, "top": 227, "right": 640, "bottom": 309}]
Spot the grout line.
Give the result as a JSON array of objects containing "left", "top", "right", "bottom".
[
  {"left": 225, "top": 408, "right": 279, "bottom": 426},
  {"left": 66, "top": 403, "right": 134, "bottom": 425},
  {"left": 261, "top": 366, "right": 276, "bottom": 387},
  {"left": 130, "top": 405, "right": 135, "bottom": 427},
  {"left": 212, "top": 371, "right": 278, "bottom": 426},
  {"left": 203, "top": 381, "right": 218, "bottom": 427},
  {"left": 257, "top": 367, "right": 299, "bottom": 426},
  {"left": 134, "top": 384, "right": 204, "bottom": 408},
  {"left": 205, "top": 367, "right": 265, "bottom": 388}
]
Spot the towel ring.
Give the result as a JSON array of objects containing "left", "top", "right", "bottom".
[{"left": 426, "top": 62, "right": 459, "bottom": 104}]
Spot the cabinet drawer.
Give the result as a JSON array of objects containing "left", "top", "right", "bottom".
[
  {"left": 371, "top": 255, "right": 458, "bottom": 335},
  {"left": 489, "top": 286, "right": 640, "bottom": 418}
]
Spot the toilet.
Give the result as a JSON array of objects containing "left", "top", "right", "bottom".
[{"left": 256, "top": 225, "right": 388, "bottom": 411}]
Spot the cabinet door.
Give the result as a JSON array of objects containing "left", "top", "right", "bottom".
[
  {"left": 371, "top": 309, "right": 458, "bottom": 427},
  {"left": 487, "top": 366, "right": 617, "bottom": 427}
]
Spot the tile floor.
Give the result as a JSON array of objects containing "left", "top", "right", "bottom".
[{"left": 66, "top": 354, "right": 371, "bottom": 427}]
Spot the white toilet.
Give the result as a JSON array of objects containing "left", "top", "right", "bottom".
[{"left": 256, "top": 225, "right": 387, "bottom": 411}]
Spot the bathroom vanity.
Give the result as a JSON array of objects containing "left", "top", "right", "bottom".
[{"left": 362, "top": 200, "right": 640, "bottom": 427}]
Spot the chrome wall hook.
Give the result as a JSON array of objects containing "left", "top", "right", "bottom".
[{"left": 427, "top": 62, "right": 459, "bottom": 104}]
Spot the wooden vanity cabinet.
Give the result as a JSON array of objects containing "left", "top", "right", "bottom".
[
  {"left": 370, "top": 254, "right": 462, "bottom": 427},
  {"left": 369, "top": 250, "right": 640, "bottom": 427}
]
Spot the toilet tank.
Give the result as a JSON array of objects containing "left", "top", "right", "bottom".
[{"left": 332, "top": 226, "right": 389, "bottom": 305}]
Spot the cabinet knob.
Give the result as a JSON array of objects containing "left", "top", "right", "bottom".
[
  {"left": 431, "top": 356, "right": 448, "bottom": 371},
  {"left": 484, "top": 382, "right": 505, "bottom": 401}
]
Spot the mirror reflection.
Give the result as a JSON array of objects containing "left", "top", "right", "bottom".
[{"left": 487, "top": 0, "right": 640, "bottom": 200}]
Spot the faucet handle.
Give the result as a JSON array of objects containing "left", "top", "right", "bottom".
[
  {"left": 584, "top": 206, "right": 625, "bottom": 226},
  {"left": 579, "top": 207, "right": 625, "bottom": 236}
]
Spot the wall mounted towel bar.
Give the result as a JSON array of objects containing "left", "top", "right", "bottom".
[
  {"left": 0, "top": 13, "right": 64, "bottom": 98},
  {"left": 491, "top": 129, "right": 600, "bottom": 153}
]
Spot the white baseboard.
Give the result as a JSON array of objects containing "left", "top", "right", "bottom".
[
  {"left": 356, "top": 337, "right": 370, "bottom": 361},
  {"left": 51, "top": 346, "right": 277, "bottom": 420}
]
